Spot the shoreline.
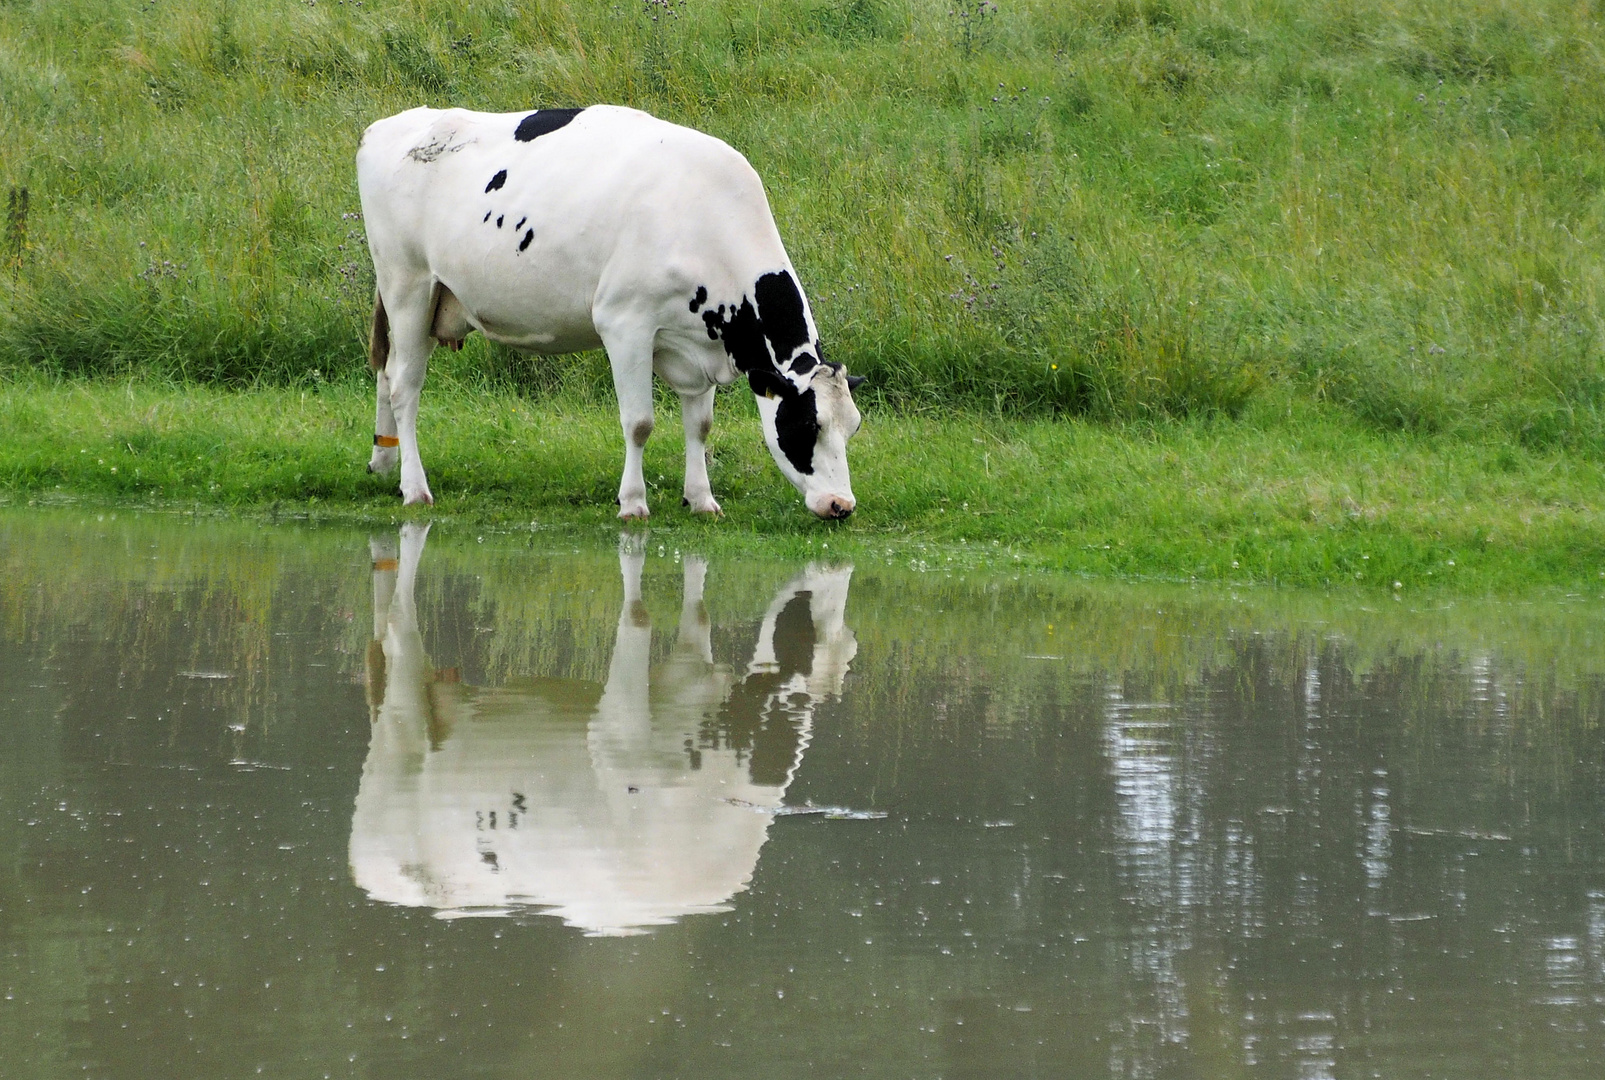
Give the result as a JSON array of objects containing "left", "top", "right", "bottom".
[{"left": 3, "top": 374, "right": 1602, "bottom": 595}]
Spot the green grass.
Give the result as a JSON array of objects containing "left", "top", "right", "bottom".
[
  {"left": 5, "top": 372, "right": 1604, "bottom": 593},
  {"left": 2, "top": 0, "right": 1603, "bottom": 441},
  {"left": 2, "top": 0, "right": 1603, "bottom": 589}
]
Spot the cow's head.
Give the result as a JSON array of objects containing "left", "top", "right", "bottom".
[
  {"left": 698, "top": 270, "right": 865, "bottom": 520},
  {"left": 749, "top": 361, "right": 864, "bottom": 519}
]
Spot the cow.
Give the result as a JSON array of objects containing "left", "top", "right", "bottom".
[
  {"left": 355, "top": 105, "right": 864, "bottom": 520},
  {"left": 352, "top": 524, "right": 859, "bottom": 934}
]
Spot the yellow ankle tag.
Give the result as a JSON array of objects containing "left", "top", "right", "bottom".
[{"left": 373, "top": 434, "right": 400, "bottom": 448}]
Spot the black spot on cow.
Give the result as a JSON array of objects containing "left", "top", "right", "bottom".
[
  {"left": 704, "top": 296, "right": 768, "bottom": 374},
  {"left": 774, "top": 388, "right": 820, "bottom": 475},
  {"left": 485, "top": 169, "right": 507, "bottom": 193},
  {"left": 518, "top": 228, "right": 534, "bottom": 252},
  {"left": 753, "top": 271, "right": 810, "bottom": 364},
  {"left": 689, "top": 285, "right": 708, "bottom": 313},
  {"left": 513, "top": 108, "right": 585, "bottom": 142},
  {"left": 496, "top": 215, "right": 504, "bottom": 228},
  {"left": 747, "top": 367, "right": 791, "bottom": 400},
  {"left": 514, "top": 216, "right": 527, "bottom": 231},
  {"left": 790, "top": 352, "right": 817, "bottom": 376},
  {"left": 483, "top": 210, "right": 492, "bottom": 222},
  {"left": 700, "top": 270, "right": 817, "bottom": 380}
]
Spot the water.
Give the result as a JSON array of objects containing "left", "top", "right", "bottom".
[{"left": 4, "top": 510, "right": 1605, "bottom": 1079}]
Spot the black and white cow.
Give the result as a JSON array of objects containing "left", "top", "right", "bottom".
[{"left": 356, "top": 105, "right": 863, "bottom": 519}]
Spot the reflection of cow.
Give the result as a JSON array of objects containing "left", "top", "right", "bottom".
[{"left": 350, "top": 524, "right": 856, "bottom": 935}]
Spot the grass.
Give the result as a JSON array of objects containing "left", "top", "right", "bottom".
[
  {"left": 1, "top": 0, "right": 1603, "bottom": 589},
  {"left": 1, "top": 0, "right": 1603, "bottom": 438},
  {"left": 4, "top": 371, "right": 1604, "bottom": 593}
]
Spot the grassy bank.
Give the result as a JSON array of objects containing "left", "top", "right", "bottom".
[
  {"left": 3, "top": 0, "right": 1603, "bottom": 591},
  {"left": 2, "top": 0, "right": 1604, "bottom": 443},
  {"left": 5, "top": 374, "right": 1604, "bottom": 593}
]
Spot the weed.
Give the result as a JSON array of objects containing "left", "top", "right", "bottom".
[
  {"left": 1190, "top": 22, "right": 1256, "bottom": 59},
  {"left": 281, "top": 37, "right": 359, "bottom": 83},
  {"left": 949, "top": 0, "right": 999, "bottom": 59},
  {"left": 811, "top": 0, "right": 886, "bottom": 41},
  {"left": 638, "top": 0, "right": 686, "bottom": 94},
  {"left": 4, "top": 187, "right": 26, "bottom": 280},
  {"left": 211, "top": 0, "right": 244, "bottom": 74},
  {"left": 977, "top": 84, "right": 1049, "bottom": 156},
  {"left": 382, "top": 27, "right": 450, "bottom": 93},
  {"left": 947, "top": 152, "right": 1008, "bottom": 240}
]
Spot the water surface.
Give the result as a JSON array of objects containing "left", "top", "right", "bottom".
[{"left": 3, "top": 510, "right": 1605, "bottom": 1078}]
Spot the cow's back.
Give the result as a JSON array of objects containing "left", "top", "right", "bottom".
[{"left": 356, "top": 106, "right": 789, "bottom": 354}]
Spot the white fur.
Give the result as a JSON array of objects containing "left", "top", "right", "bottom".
[{"left": 357, "top": 105, "right": 859, "bottom": 518}]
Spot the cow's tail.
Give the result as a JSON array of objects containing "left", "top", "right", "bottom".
[{"left": 368, "top": 290, "right": 389, "bottom": 372}]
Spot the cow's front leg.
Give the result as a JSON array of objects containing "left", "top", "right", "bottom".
[
  {"left": 384, "top": 298, "right": 436, "bottom": 506},
  {"left": 389, "top": 358, "right": 433, "bottom": 506},
  {"left": 679, "top": 386, "right": 721, "bottom": 515},
  {"left": 368, "top": 365, "right": 400, "bottom": 475},
  {"left": 600, "top": 325, "right": 655, "bottom": 520}
]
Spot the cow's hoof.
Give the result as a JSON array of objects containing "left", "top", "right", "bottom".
[
  {"left": 684, "top": 496, "right": 723, "bottom": 516},
  {"left": 402, "top": 491, "right": 434, "bottom": 507},
  {"left": 617, "top": 502, "right": 650, "bottom": 522}
]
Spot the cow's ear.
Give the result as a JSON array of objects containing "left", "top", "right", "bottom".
[
  {"left": 748, "top": 368, "right": 796, "bottom": 400},
  {"left": 846, "top": 374, "right": 866, "bottom": 390}
]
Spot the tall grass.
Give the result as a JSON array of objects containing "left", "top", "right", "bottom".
[{"left": 1, "top": 0, "right": 1602, "bottom": 443}]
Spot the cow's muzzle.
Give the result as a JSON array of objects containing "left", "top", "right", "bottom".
[{"left": 807, "top": 492, "right": 856, "bottom": 520}]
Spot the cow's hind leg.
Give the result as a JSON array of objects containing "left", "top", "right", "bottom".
[
  {"left": 598, "top": 320, "right": 656, "bottom": 520},
  {"left": 379, "top": 280, "right": 437, "bottom": 506},
  {"left": 369, "top": 364, "right": 400, "bottom": 475},
  {"left": 679, "top": 386, "right": 721, "bottom": 515},
  {"left": 368, "top": 293, "right": 400, "bottom": 475}
]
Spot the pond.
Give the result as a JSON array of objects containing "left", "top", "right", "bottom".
[{"left": 3, "top": 509, "right": 1605, "bottom": 1079}]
